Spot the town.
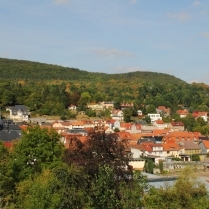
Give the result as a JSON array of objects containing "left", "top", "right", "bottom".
[{"left": 2, "top": 103, "right": 209, "bottom": 172}]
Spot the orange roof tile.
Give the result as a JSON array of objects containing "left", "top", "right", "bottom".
[
  {"left": 155, "top": 119, "right": 164, "bottom": 124},
  {"left": 116, "top": 131, "right": 132, "bottom": 140},
  {"left": 19, "top": 125, "right": 28, "bottom": 130},
  {"left": 163, "top": 131, "right": 196, "bottom": 142},
  {"left": 177, "top": 109, "right": 188, "bottom": 115},
  {"left": 202, "top": 140, "right": 209, "bottom": 149},
  {"left": 71, "top": 121, "right": 84, "bottom": 126},
  {"left": 153, "top": 129, "right": 170, "bottom": 135},
  {"left": 162, "top": 143, "right": 181, "bottom": 151}
]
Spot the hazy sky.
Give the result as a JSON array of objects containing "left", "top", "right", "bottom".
[{"left": 1, "top": 0, "right": 209, "bottom": 84}]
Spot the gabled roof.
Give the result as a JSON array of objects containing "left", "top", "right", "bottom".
[
  {"left": 162, "top": 143, "right": 181, "bottom": 151},
  {"left": 192, "top": 111, "right": 208, "bottom": 117},
  {"left": 105, "top": 119, "right": 116, "bottom": 124},
  {"left": 19, "top": 125, "right": 28, "bottom": 131},
  {"left": 7, "top": 105, "right": 29, "bottom": 115},
  {"left": 111, "top": 109, "right": 123, "bottom": 114},
  {"left": 71, "top": 121, "right": 84, "bottom": 126},
  {"left": 155, "top": 120, "right": 164, "bottom": 124},
  {"left": 0, "top": 130, "right": 21, "bottom": 141},
  {"left": 3, "top": 141, "right": 12, "bottom": 148},
  {"left": 82, "top": 120, "right": 94, "bottom": 125},
  {"left": 120, "top": 123, "right": 132, "bottom": 130},
  {"left": 135, "top": 124, "right": 142, "bottom": 130},
  {"left": 138, "top": 138, "right": 156, "bottom": 144},
  {"left": 69, "top": 104, "right": 76, "bottom": 107},
  {"left": 179, "top": 140, "right": 200, "bottom": 150},
  {"left": 66, "top": 128, "right": 87, "bottom": 135},
  {"left": 116, "top": 131, "right": 132, "bottom": 140},
  {"left": 141, "top": 143, "right": 153, "bottom": 152},
  {"left": 163, "top": 131, "right": 196, "bottom": 142},
  {"left": 170, "top": 121, "right": 184, "bottom": 126},
  {"left": 60, "top": 121, "right": 72, "bottom": 126},
  {"left": 153, "top": 129, "right": 170, "bottom": 135},
  {"left": 64, "top": 133, "right": 88, "bottom": 144},
  {"left": 157, "top": 106, "right": 167, "bottom": 110},
  {"left": 176, "top": 109, "right": 188, "bottom": 115},
  {"left": 202, "top": 140, "right": 209, "bottom": 149}
]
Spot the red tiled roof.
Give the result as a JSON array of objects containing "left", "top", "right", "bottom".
[
  {"left": 163, "top": 131, "right": 196, "bottom": 142},
  {"left": 82, "top": 120, "right": 94, "bottom": 125},
  {"left": 162, "top": 143, "right": 181, "bottom": 151},
  {"left": 19, "top": 125, "right": 28, "bottom": 130},
  {"left": 177, "top": 109, "right": 188, "bottom": 115},
  {"left": 60, "top": 122, "right": 71, "bottom": 126},
  {"left": 155, "top": 119, "right": 164, "bottom": 124},
  {"left": 192, "top": 111, "right": 208, "bottom": 117},
  {"left": 71, "top": 121, "right": 84, "bottom": 126},
  {"left": 170, "top": 121, "right": 184, "bottom": 126},
  {"left": 153, "top": 129, "right": 170, "bottom": 135},
  {"left": 158, "top": 106, "right": 166, "bottom": 110},
  {"left": 202, "top": 140, "right": 209, "bottom": 149},
  {"left": 4, "top": 141, "right": 12, "bottom": 148},
  {"left": 116, "top": 131, "right": 132, "bottom": 140}
]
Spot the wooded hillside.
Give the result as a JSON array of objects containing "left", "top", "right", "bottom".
[
  {"left": 1, "top": 57, "right": 209, "bottom": 121},
  {"left": 0, "top": 58, "right": 185, "bottom": 85}
]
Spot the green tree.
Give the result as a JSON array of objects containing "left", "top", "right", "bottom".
[
  {"left": 143, "top": 115, "right": 151, "bottom": 124},
  {"left": 181, "top": 114, "right": 196, "bottom": 131},
  {"left": 146, "top": 104, "right": 156, "bottom": 114},
  {"left": 10, "top": 126, "right": 64, "bottom": 181},
  {"left": 119, "top": 171, "right": 148, "bottom": 209},
  {"left": 0, "top": 141, "right": 14, "bottom": 206},
  {"left": 123, "top": 108, "right": 133, "bottom": 122},
  {"left": 191, "top": 154, "right": 200, "bottom": 162},
  {"left": 9, "top": 164, "right": 92, "bottom": 209},
  {"left": 1, "top": 90, "right": 15, "bottom": 106},
  {"left": 144, "top": 159, "right": 154, "bottom": 174},
  {"left": 196, "top": 104, "right": 209, "bottom": 112},
  {"left": 1, "top": 127, "right": 65, "bottom": 208},
  {"left": 90, "top": 165, "right": 119, "bottom": 209},
  {"left": 78, "top": 92, "right": 91, "bottom": 111},
  {"left": 159, "top": 160, "right": 163, "bottom": 173},
  {"left": 114, "top": 100, "right": 121, "bottom": 109},
  {"left": 9, "top": 169, "right": 61, "bottom": 209}
]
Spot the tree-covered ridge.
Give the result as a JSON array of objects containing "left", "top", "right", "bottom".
[{"left": 0, "top": 57, "right": 185, "bottom": 85}]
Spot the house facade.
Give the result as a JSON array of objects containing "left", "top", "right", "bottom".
[
  {"left": 176, "top": 109, "right": 188, "bottom": 118},
  {"left": 153, "top": 119, "right": 167, "bottom": 129},
  {"left": 147, "top": 113, "right": 162, "bottom": 123},
  {"left": 199, "top": 140, "right": 209, "bottom": 154},
  {"left": 156, "top": 106, "right": 171, "bottom": 116},
  {"left": 111, "top": 110, "right": 124, "bottom": 121},
  {"left": 68, "top": 104, "right": 77, "bottom": 110},
  {"left": 87, "top": 103, "right": 104, "bottom": 111},
  {"left": 6, "top": 105, "right": 30, "bottom": 121},
  {"left": 192, "top": 111, "right": 208, "bottom": 122},
  {"left": 168, "top": 121, "right": 184, "bottom": 131}
]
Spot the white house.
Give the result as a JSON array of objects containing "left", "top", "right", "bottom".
[
  {"left": 6, "top": 105, "right": 30, "bottom": 121},
  {"left": 110, "top": 110, "right": 124, "bottom": 121},
  {"left": 68, "top": 104, "right": 77, "bottom": 110},
  {"left": 153, "top": 119, "right": 167, "bottom": 129},
  {"left": 148, "top": 113, "right": 162, "bottom": 123}
]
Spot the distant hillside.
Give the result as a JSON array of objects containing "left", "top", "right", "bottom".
[{"left": 0, "top": 58, "right": 185, "bottom": 85}]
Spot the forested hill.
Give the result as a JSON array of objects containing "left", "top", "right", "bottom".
[{"left": 0, "top": 58, "right": 185, "bottom": 85}]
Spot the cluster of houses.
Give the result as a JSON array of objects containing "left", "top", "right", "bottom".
[{"left": 2, "top": 104, "right": 209, "bottom": 171}]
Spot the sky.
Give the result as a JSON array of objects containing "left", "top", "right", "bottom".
[{"left": 0, "top": 0, "right": 209, "bottom": 84}]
